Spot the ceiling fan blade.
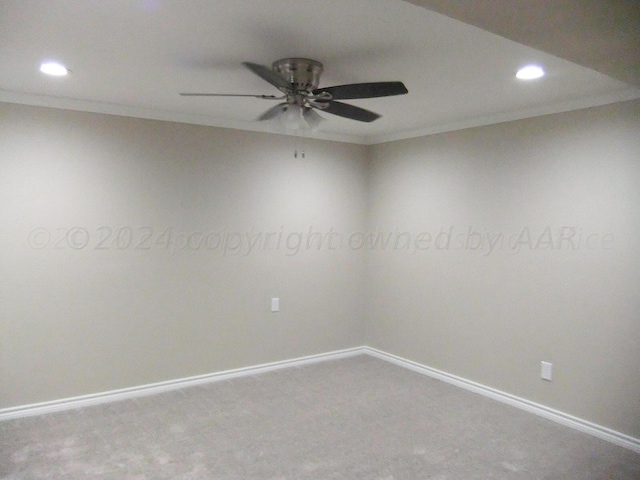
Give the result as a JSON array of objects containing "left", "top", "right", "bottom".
[
  {"left": 316, "top": 101, "right": 381, "bottom": 122},
  {"left": 242, "top": 62, "right": 293, "bottom": 92},
  {"left": 256, "top": 103, "right": 288, "bottom": 121},
  {"left": 313, "top": 81, "right": 408, "bottom": 100},
  {"left": 180, "top": 93, "right": 283, "bottom": 99}
]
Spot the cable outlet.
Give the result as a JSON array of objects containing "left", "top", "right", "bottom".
[{"left": 541, "top": 361, "right": 553, "bottom": 381}]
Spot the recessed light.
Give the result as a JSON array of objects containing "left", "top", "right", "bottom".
[
  {"left": 516, "top": 65, "right": 545, "bottom": 80},
  {"left": 40, "top": 61, "right": 69, "bottom": 76}
]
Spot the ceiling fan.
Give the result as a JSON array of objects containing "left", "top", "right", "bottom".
[{"left": 180, "top": 58, "right": 408, "bottom": 129}]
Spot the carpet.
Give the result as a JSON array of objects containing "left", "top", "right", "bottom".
[{"left": 1, "top": 355, "right": 639, "bottom": 479}]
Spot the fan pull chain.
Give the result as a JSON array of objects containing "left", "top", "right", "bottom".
[
  {"left": 293, "top": 130, "right": 306, "bottom": 159},
  {"left": 299, "top": 135, "right": 305, "bottom": 158}
]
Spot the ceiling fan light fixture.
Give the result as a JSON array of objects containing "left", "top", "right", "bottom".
[
  {"left": 303, "top": 108, "right": 325, "bottom": 131},
  {"left": 516, "top": 64, "right": 545, "bottom": 80},
  {"left": 279, "top": 104, "right": 306, "bottom": 130},
  {"left": 276, "top": 104, "right": 324, "bottom": 131}
]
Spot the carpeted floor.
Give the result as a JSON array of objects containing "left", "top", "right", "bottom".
[{"left": 1, "top": 355, "right": 639, "bottom": 479}]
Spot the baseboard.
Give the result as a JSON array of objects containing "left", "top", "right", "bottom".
[
  {"left": 2, "top": 344, "right": 638, "bottom": 454},
  {"left": 362, "top": 346, "right": 640, "bottom": 454},
  {"left": 0, "top": 346, "right": 367, "bottom": 422}
]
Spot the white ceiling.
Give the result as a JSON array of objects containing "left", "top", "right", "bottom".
[{"left": 1, "top": 0, "right": 638, "bottom": 144}]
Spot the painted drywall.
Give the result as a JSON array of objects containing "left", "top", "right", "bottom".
[
  {"left": 2, "top": 99, "right": 639, "bottom": 442},
  {"left": 366, "top": 99, "right": 640, "bottom": 438},
  {"left": 0, "top": 103, "right": 368, "bottom": 408}
]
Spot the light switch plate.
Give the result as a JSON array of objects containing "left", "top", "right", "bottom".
[
  {"left": 541, "top": 361, "right": 553, "bottom": 381},
  {"left": 271, "top": 298, "right": 280, "bottom": 312}
]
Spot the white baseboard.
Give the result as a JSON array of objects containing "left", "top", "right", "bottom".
[
  {"left": 362, "top": 346, "right": 640, "bottom": 454},
  {"left": 2, "top": 344, "right": 638, "bottom": 454},
  {"left": 0, "top": 346, "right": 366, "bottom": 421}
]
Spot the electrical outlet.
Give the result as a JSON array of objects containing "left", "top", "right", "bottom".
[
  {"left": 271, "top": 297, "right": 280, "bottom": 313},
  {"left": 541, "top": 361, "right": 553, "bottom": 381}
]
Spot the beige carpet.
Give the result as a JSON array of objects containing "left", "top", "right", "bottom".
[{"left": 1, "top": 355, "right": 639, "bottom": 479}]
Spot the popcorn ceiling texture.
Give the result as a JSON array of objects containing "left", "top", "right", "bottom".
[{"left": 2, "top": 356, "right": 639, "bottom": 479}]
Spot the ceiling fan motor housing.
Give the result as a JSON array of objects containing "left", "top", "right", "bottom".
[{"left": 272, "top": 58, "right": 323, "bottom": 92}]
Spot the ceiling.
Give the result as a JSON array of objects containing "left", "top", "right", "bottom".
[{"left": 1, "top": 0, "right": 639, "bottom": 145}]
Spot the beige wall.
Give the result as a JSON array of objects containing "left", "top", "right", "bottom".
[
  {"left": 2, "top": 99, "right": 639, "bottom": 440},
  {"left": 366, "top": 100, "right": 640, "bottom": 438},
  {"left": 0, "top": 103, "right": 368, "bottom": 407}
]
